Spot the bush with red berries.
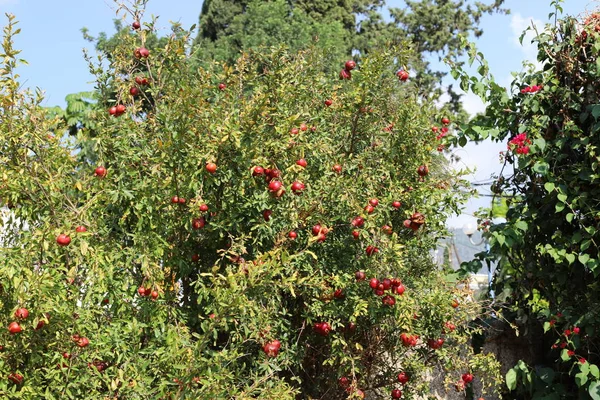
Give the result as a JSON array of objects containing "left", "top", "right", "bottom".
[
  {"left": 453, "top": 7, "right": 600, "bottom": 399},
  {"left": 0, "top": 3, "right": 500, "bottom": 399}
]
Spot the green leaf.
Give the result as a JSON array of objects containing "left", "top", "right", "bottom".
[
  {"left": 543, "top": 321, "right": 551, "bottom": 332},
  {"left": 557, "top": 193, "right": 568, "bottom": 202},
  {"left": 561, "top": 349, "right": 570, "bottom": 361},
  {"left": 555, "top": 202, "right": 566, "bottom": 212},
  {"left": 590, "top": 381, "right": 600, "bottom": 400},
  {"left": 579, "top": 254, "right": 590, "bottom": 265},
  {"left": 506, "top": 368, "right": 518, "bottom": 391},
  {"left": 593, "top": 104, "right": 600, "bottom": 120},
  {"left": 565, "top": 253, "right": 575, "bottom": 264},
  {"left": 544, "top": 182, "right": 555, "bottom": 192},
  {"left": 590, "top": 364, "right": 600, "bottom": 379},
  {"left": 514, "top": 220, "right": 528, "bottom": 231},
  {"left": 566, "top": 213, "right": 574, "bottom": 223},
  {"left": 533, "top": 161, "right": 549, "bottom": 175},
  {"left": 533, "top": 138, "right": 546, "bottom": 152},
  {"left": 576, "top": 372, "right": 588, "bottom": 387}
]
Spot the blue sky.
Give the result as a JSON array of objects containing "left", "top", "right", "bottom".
[{"left": 0, "top": 0, "right": 595, "bottom": 228}]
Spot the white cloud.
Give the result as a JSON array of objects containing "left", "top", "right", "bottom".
[
  {"left": 461, "top": 91, "right": 486, "bottom": 117},
  {"left": 510, "top": 13, "right": 544, "bottom": 69},
  {"left": 0, "top": 0, "right": 18, "bottom": 5}
]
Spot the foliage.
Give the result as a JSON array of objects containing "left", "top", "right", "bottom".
[
  {"left": 452, "top": 0, "right": 600, "bottom": 397},
  {"left": 193, "top": 0, "right": 509, "bottom": 110},
  {"left": 0, "top": 4, "right": 500, "bottom": 399}
]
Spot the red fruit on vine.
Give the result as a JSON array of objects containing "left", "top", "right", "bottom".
[
  {"left": 56, "top": 234, "right": 71, "bottom": 246},
  {"left": 352, "top": 230, "right": 360, "bottom": 239},
  {"left": 192, "top": 253, "right": 200, "bottom": 262},
  {"left": 338, "top": 376, "right": 350, "bottom": 388},
  {"left": 417, "top": 165, "right": 429, "bottom": 177},
  {"left": 312, "top": 224, "right": 322, "bottom": 236},
  {"left": 8, "top": 322, "right": 22, "bottom": 334},
  {"left": 355, "top": 271, "right": 366, "bottom": 281},
  {"left": 218, "top": 83, "right": 226, "bottom": 91},
  {"left": 8, "top": 373, "right": 23, "bottom": 385},
  {"left": 300, "top": 123, "right": 308, "bottom": 131},
  {"left": 395, "top": 283, "right": 405, "bottom": 295},
  {"left": 573, "top": 326, "right": 580, "bottom": 334},
  {"left": 392, "top": 389, "right": 402, "bottom": 399},
  {"left": 199, "top": 204, "right": 209, "bottom": 212},
  {"left": 262, "top": 340, "right": 280, "bottom": 357},
  {"left": 35, "top": 319, "right": 46, "bottom": 330},
  {"left": 334, "top": 289, "right": 344, "bottom": 299},
  {"left": 441, "top": 117, "right": 450, "bottom": 125},
  {"left": 397, "top": 70, "right": 409, "bottom": 81},
  {"left": 205, "top": 162, "right": 217, "bottom": 174},
  {"left": 94, "top": 166, "right": 107, "bottom": 178},
  {"left": 263, "top": 209, "right": 272, "bottom": 222},
  {"left": 369, "top": 278, "right": 379, "bottom": 289},
  {"left": 444, "top": 321, "right": 456, "bottom": 332},
  {"left": 392, "top": 201, "right": 401, "bottom": 209},
  {"left": 351, "top": 216, "right": 365, "bottom": 228},
  {"left": 332, "top": 164, "right": 342, "bottom": 173},
  {"left": 151, "top": 290, "right": 159, "bottom": 300},
  {"left": 171, "top": 196, "right": 179, "bottom": 204},
  {"left": 130, "top": 87, "right": 140, "bottom": 96},
  {"left": 397, "top": 371, "right": 409, "bottom": 384},
  {"left": 345, "top": 60, "right": 357, "bottom": 71},
  {"left": 365, "top": 245, "right": 379, "bottom": 256},
  {"left": 134, "top": 47, "right": 150, "bottom": 58},
  {"left": 382, "top": 278, "right": 392, "bottom": 290},
  {"left": 252, "top": 166, "right": 264, "bottom": 176},
  {"left": 291, "top": 181, "right": 305, "bottom": 194},
  {"left": 369, "top": 198, "right": 379, "bottom": 207},
  {"left": 339, "top": 69, "right": 352, "bottom": 80},
  {"left": 403, "top": 219, "right": 413, "bottom": 229},
  {"left": 382, "top": 225, "right": 393, "bottom": 235},
  {"left": 77, "top": 337, "right": 90, "bottom": 348},
  {"left": 14, "top": 308, "right": 28, "bottom": 320},
  {"left": 290, "top": 127, "right": 299, "bottom": 135},
  {"left": 313, "top": 322, "right": 331, "bottom": 336},
  {"left": 451, "top": 299, "right": 459, "bottom": 308},
  {"left": 346, "top": 321, "right": 357, "bottom": 332},
  {"left": 431, "top": 126, "right": 439, "bottom": 133},
  {"left": 132, "top": 21, "right": 141, "bottom": 30},
  {"left": 400, "top": 333, "right": 418, "bottom": 347},
  {"left": 296, "top": 158, "right": 307, "bottom": 168},
  {"left": 116, "top": 104, "right": 126, "bottom": 115},
  {"left": 288, "top": 231, "right": 297, "bottom": 239},
  {"left": 135, "top": 76, "right": 149, "bottom": 85},
  {"left": 178, "top": 197, "right": 186, "bottom": 204},
  {"left": 324, "top": 99, "right": 333, "bottom": 107},
  {"left": 268, "top": 180, "right": 282, "bottom": 192},
  {"left": 461, "top": 373, "right": 474, "bottom": 384},
  {"left": 364, "top": 205, "right": 375, "bottom": 214},
  {"left": 76, "top": 226, "right": 87, "bottom": 233},
  {"left": 382, "top": 295, "right": 396, "bottom": 306},
  {"left": 137, "top": 286, "right": 146, "bottom": 296},
  {"left": 192, "top": 217, "right": 206, "bottom": 230}
]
